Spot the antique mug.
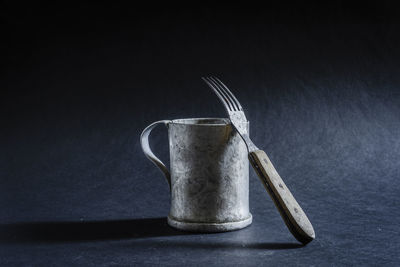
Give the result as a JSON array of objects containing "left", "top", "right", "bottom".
[{"left": 140, "top": 118, "right": 252, "bottom": 232}]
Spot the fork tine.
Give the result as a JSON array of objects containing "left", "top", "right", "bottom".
[
  {"left": 203, "top": 77, "right": 236, "bottom": 111},
  {"left": 207, "top": 77, "right": 238, "bottom": 111},
  {"left": 208, "top": 77, "right": 239, "bottom": 111},
  {"left": 202, "top": 77, "right": 233, "bottom": 112},
  {"left": 212, "top": 76, "right": 243, "bottom": 111}
]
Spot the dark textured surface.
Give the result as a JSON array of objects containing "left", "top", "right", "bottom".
[{"left": 1, "top": 2, "right": 400, "bottom": 266}]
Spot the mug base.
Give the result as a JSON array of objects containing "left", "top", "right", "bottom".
[{"left": 167, "top": 214, "right": 252, "bottom": 232}]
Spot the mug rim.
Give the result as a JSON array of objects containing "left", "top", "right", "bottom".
[{"left": 170, "top": 118, "right": 248, "bottom": 126}]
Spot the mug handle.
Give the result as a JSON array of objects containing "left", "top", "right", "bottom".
[{"left": 140, "top": 120, "right": 172, "bottom": 188}]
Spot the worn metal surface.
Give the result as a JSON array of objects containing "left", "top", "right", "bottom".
[{"left": 141, "top": 118, "right": 252, "bottom": 232}]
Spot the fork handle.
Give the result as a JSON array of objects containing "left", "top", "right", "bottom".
[{"left": 249, "top": 150, "right": 315, "bottom": 244}]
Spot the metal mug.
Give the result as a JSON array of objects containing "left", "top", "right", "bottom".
[{"left": 140, "top": 118, "right": 252, "bottom": 232}]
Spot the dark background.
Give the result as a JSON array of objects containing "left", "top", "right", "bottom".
[{"left": 1, "top": 1, "right": 400, "bottom": 266}]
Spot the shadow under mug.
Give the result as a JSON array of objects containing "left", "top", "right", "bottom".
[{"left": 140, "top": 118, "right": 252, "bottom": 232}]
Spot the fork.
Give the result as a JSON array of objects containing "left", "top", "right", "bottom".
[{"left": 202, "top": 76, "right": 315, "bottom": 244}]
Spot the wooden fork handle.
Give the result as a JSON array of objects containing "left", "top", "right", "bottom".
[{"left": 249, "top": 150, "right": 315, "bottom": 244}]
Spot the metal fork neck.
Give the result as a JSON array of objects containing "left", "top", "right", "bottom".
[{"left": 240, "top": 133, "right": 259, "bottom": 153}]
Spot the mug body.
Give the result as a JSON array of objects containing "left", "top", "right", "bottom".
[{"left": 167, "top": 118, "right": 252, "bottom": 232}]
